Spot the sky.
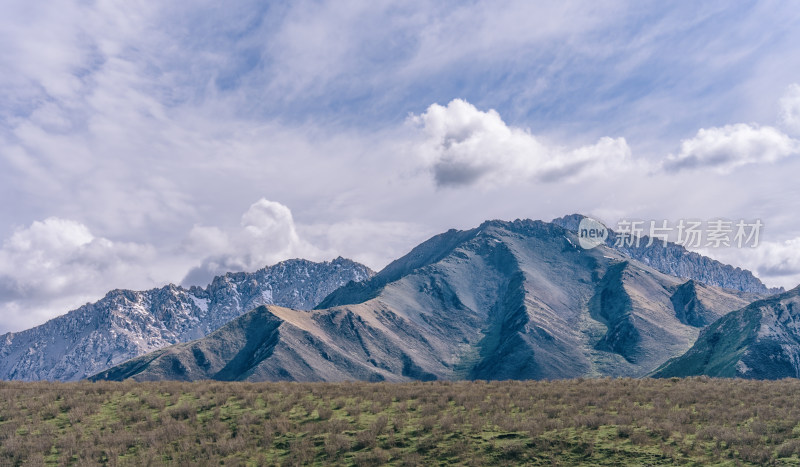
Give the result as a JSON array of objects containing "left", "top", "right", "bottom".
[{"left": 2, "top": 0, "right": 800, "bottom": 333}]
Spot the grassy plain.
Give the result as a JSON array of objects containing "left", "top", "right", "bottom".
[{"left": 2, "top": 377, "right": 800, "bottom": 465}]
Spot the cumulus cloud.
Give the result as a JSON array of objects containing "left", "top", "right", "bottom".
[
  {"left": 0, "top": 218, "right": 165, "bottom": 333},
  {"left": 0, "top": 200, "right": 350, "bottom": 332},
  {"left": 663, "top": 123, "right": 800, "bottom": 173},
  {"left": 181, "top": 199, "right": 324, "bottom": 286},
  {"left": 780, "top": 83, "right": 800, "bottom": 135},
  {"left": 0, "top": 195, "right": 433, "bottom": 333},
  {"left": 412, "top": 99, "right": 632, "bottom": 188},
  {"left": 4, "top": 1, "right": 800, "bottom": 333}
]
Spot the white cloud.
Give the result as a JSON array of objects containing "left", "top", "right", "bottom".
[
  {"left": 0, "top": 195, "right": 436, "bottom": 333},
  {"left": 412, "top": 99, "right": 632, "bottom": 188},
  {"left": 0, "top": 200, "right": 346, "bottom": 332},
  {"left": 181, "top": 199, "right": 325, "bottom": 286},
  {"left": 3, "top": 0, "right": 800, "bottom": 332},
  {"left": 663, "top": 123, "right": 800, "bottom": 173},
  {"left": 780, "top": 83, "right": 800, "bottom": 135},
  {"left": 0, "top": 218, "right": 165, "bottom": 333}
]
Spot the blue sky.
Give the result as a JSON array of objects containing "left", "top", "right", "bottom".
[{"left": 2, "top": 0, "right": 800, "bottom": 332}]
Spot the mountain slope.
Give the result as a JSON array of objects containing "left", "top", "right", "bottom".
[
  {"left": 0, "top": 258, "right": 373, "bottom": 381},
  {"left": 94, "top": 219, "right": 759, "bottom": 383},
  {"left": 653, "top": 286, "right": 800, "bottom": 379},
  {"left": 315, "top": 227, "right": 480, "bottom": 309}
]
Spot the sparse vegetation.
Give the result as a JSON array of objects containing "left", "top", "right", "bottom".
[{"left": 3, "top": 377, "right": 800, "bottom": 465}]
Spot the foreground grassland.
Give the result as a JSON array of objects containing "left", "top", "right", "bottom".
[{"left": 2, "top": 378, "right": 800, "bottom": 465}]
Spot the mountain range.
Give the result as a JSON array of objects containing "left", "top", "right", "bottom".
[
  {"left": 0, "top": 258, "right": 373, "bottom": 381},
  {"left": 4, "top": 215, "right": 796, "bottom": 383},
  {"left": 91, "top": 219, "right": 766, "bottom": 383}
]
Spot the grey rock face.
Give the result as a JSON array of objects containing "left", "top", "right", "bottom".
[
  {"left": 552, "top": 214, "right": 783, "bottom": 295},
  {"left": 0, "top": 258, "right": 373, "bottom": 381},
  {"left": 94, "top": 220, "right": 757, "bottom": 383}
]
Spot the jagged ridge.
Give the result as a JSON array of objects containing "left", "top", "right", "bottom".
[
  {"left": 0, "top": 258, "right": 373, "bottom": 381},
  {"left": 552, "top": 214, "right": 783, "bottom": 295}
]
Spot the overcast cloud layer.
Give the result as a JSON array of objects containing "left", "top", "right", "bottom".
[{"left": 2, "top": 1, "right": 800, "bottom": 332}]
